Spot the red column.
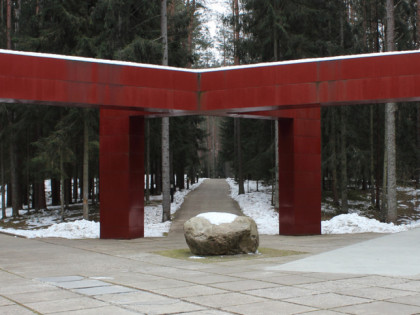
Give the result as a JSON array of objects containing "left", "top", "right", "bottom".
[
  {"left": 278, "top": 107, "right": 321, "bottom": 235},
  {"left": 99, "top": 109, "right": 145, "bottom": 239}
]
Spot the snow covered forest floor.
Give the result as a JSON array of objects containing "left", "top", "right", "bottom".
[
  {"left": 226, "top": 179, "right": 420, "bottom": 235},
  {"left": 0, "top": 178, "right": 419, "bottom": 239}
]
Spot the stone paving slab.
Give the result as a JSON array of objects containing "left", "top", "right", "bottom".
[
  {"left": 25, "top": 296, "right": 108, "bottom": 314},
  {"left": 1, "top": 216, "right": 420, "bottom": 314},
  {"left": 222, "top": 300, "right": 316, "bottom": 315},
  {"left": 0, "top": 304, "right": 36, "bottom": 315},
  {"left": 50, "top": 305, "right": 140, "bottom": 315},
  {"left": 52, "top": 279, "right": 112, "bottom": 289},
  {"left": 94, "top": 290, "right": 178, "bottom": 305},
  {"left": 74, "top": 285, "right": 136, "bottom": 296},
  {"left": 284, "top": 292, "right": 372, "bottom": 309},
  {"left": 208, "top": 279, "right": 278, "bottom": 291},
  {"left": 0, "top": 296, "right": 14, "bottom": 306},
  {"left": 150, "top": 284, "right": 229, "bottom": 298},
  {"left": 184, "top": 292, "right": 266, "bottom": 308},
  {"left": 272, "top": 227, "right": 420, "bottom": 276},
  {"left": 334, "top": 300, "right": 420, "bottom": 314},
  {"left": 299, "top": 311, "right": 348, "bottom": 315},
  {"left": 382, "top": 280, "right": 420, "bottom": 292},
  {"left": 178, "top": 311, "right": 234, "bottom": 315},
  {"left": 38, "top": 275, "right": 84, "bottom": 283},
  {"left": 6, "top": 288, "right": 81, "bottom": 304},
  {"left": 123, "top": 299, "right": 206, "bottom": 314},
  {"left": 245, "top": 285, "right": 320, "bottom": 300},
  {"left": 336, "top": 286, "right": 416, "bottom": 300},
  {"left": 387, "top": 293, "right": 420, "bottom": 306},
  {"left": 0, "top": 281, "right": 56, "bottom": 295}
]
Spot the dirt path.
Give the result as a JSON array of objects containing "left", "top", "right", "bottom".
[{"left": 168, "top": 178, "right": 243, "bottom": 238}]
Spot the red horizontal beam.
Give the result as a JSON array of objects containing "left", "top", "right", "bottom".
[{"left": 1, "top": 49, "right": 420, "bottom": 115}]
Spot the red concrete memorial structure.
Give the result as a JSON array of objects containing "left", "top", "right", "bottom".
[{"left": 1, "top": 49, "right": 420, "bottom": 238}]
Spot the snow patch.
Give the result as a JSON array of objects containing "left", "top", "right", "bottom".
[
  {"left": 226, "top": 178, "right": 279, "bottom": 235},
  {"left": 197, "top": 212, "right": 237, "bottom": 225},
  {"left": 144, "top": 178, "right": 206, "bottom": 237},
  {"left": 0, "top": 178, "right": 206, "bottom": 239},
  {"left": 226, "top": 178, "right": 420, "bottom": 235},
  {"left": 322, "top": 213, "right": 420, "bottom": 234},
  {"left": 1, "top": 220, "right": 99, "bottom": 239}
]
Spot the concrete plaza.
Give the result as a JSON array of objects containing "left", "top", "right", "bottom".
[
  {"left": 2, "top": 228, "right": 420, "bottom": 314},
  {"left": 1, "top": 179, "right": 419, "bottom": 314}
]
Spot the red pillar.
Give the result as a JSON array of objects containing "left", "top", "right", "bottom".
[
  {"left": 99, "top": 109, "right": 145, "bottom": 239},
  {"left": 278, "top": 107, "right": 321, "bottom": 235}
]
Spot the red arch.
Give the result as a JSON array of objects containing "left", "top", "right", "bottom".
[{"left": 1, "top": 49, "right": 419, "bottom": 238}]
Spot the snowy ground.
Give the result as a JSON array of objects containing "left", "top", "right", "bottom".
[
  {"left": 225, "top": 178, "right": 420, "bottom": 235},
  {"left": 0, "top": 178, "right": 419, "bottom": 239},
  {"left": 0, "top": 179, "right": 205, "bottom": 239},
  {"left": 226, "top": 178, "right": 279, "bottom": 235}
]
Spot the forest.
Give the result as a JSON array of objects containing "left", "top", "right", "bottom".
[{"left": 0, "top": 0, "right": 419, "bottom": 224}]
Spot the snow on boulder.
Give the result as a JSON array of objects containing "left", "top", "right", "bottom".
[{"left": 184, "top": 212, "right": 259, "bottom": 256}]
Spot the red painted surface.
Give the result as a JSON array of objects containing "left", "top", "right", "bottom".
[
  {"left": 2, "top": 49, "right": 420, "bottom": 238},
  {"left": 277, "top": 108, "right": 321, "bottom": 235},
  {"left": 99, "top": 110, "right": 145, "bottom": 238}
]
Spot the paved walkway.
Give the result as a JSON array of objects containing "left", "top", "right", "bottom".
[
  {"left": 270, "top": 225, "right": 420, "bottom": 277},
  {"left": 1, "top": 179, "right": 420, "bottom": 314},
  {"left": 169, "top": 179, "right": 243, "bottom": 238}
]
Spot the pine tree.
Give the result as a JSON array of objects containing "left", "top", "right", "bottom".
[
  {"left": 417, "top": 0, "right": 420, "bottom": 188},
  {"left": 161, "top": 0, "right": 171, "bottom": 222},
  {"left": 384, "top": 0, "right": 397, "bottom": 223}
]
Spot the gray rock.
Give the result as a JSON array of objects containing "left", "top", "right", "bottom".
[{"left": 184, "top": 213, "right": 259, "bottom": 256}]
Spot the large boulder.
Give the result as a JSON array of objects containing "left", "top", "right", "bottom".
[{"left": 184, "top": 212, "right": 259, "bottom": 256}]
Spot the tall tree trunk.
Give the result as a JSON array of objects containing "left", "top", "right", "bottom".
[
  {"left": 6, "top": 180, "right": 11, "bottom": 207},
  {"left": 33, "top": 181, "right": 46, "bottom": 211},
  {"left": 1, "top": 0, "right": 4, "bottom": 25},
  {"left": 417, "top": 0, "right": 420, "bottom": 47},
  {"left": 370, "top": 106, "right": 376, "bottom": 206},
  {"left": 25, "top": 132, "right": 29, "bottom": 211},
  {"left": 64, "top": 177, "right": 70, "bottom": 208},
  {"left": 340, "top": 107, "right": 348, "bottom": 213},
  {"left": 384, "top": 0, "right": 397, "bottom": 223},
  {"left": 162, "top": 116, "right": 170, "bottom": 221},
  {"left": 8, "top": 117, "right": 20, "bottom": 217},
  {"left": 7, "top": 0, "right": 19, "bottom": 217},
  {"left": 51, "top": 178, "right": 60, "bottom": 206},
  {"left": 416, "top": 0, "right": 420, "bottom": 189},
  {"left": 232, "top": 0, "right": 243, "bottom": 194},
  {"left": 273, "top": 0, "right": 279, "bottom": 61},
  {"left": 235, "top": 118, "right": 245, "bottom": 195},
  {"left": 82, "top": 111, "right": 89, "bottom": 220},
  {"left": 274, "top": 120, "right": 279, "bottom": 210},
  {"left": 233, "top": 0, "right": 240, "bottom": 65},
  {"left": 417, "top": 104, "right": 420, "bottom": 189},
  {"left": 273, "top": 0, "right": 280, "bottom": 209},
  {"left": 330, "top": 108, "right": 340, "bottom": 207},
  {"left": 145, "top": 119, "right": 150, "bottom": 202},
  {"left": 156, "top": 160, "right": 162, "bottom": 195},
  {"left": 14, "top": 0, "right": 20, "bottom": 35},
  {"left": 60, "top": 151, "right": 65, "bottom": 221},
  {"left": 161, "top": 0, "right": 168, "bottom": 66},
  {"left": 375, "top": 106, "right": 381, "bottom": 209},
  {"left": 161, "top": 0, "right": 171, "bottom": 222},
  {"left": 72, "top": 175, "right": 78, "bottom": 203},
  {"left": 6, "top": 0, "right": 11, "bottom": 49},
  {"left": 1, "top": 143, "right": 5, "bottom": 219},
  {"left": 186, "top": 0, "right": 195, "bottom": 68},
  {"left": 385, "top": 103, "right": 397, "bottom": 222}
]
